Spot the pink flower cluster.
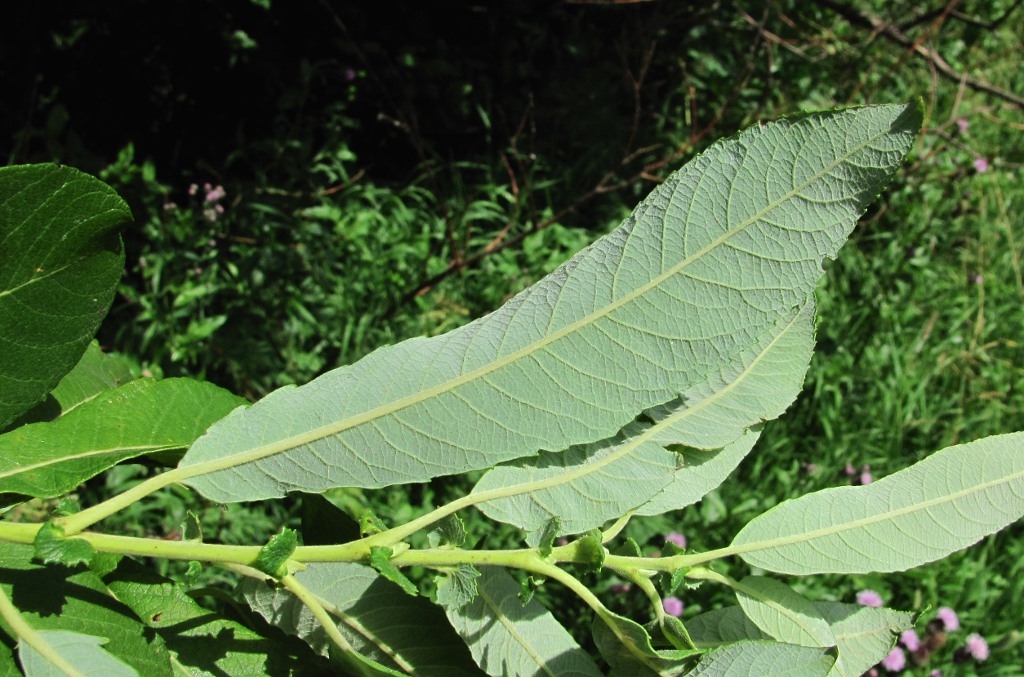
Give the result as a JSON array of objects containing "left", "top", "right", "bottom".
[{"left": 189, "top": 182, "right": 227, "bottom": 222}]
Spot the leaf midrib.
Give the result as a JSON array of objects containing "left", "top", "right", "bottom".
[{"left": 183, "top": 118, "right": 892, "bottom": 481}]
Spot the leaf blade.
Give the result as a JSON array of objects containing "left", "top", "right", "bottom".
[
  {"left": 0, "top": 379, "right": 246, "bottom": 499},
  {"left": 0, "top": 164, "right": 129, "bottom": 428},
  {"left": 180, "top": 104, "right": 921, "bottom": 501},
  {"left": 729, "top": 431, "right": 1024, "bottom": 574},
  {"left": 446, "top": 567, "right": 603, "bottom": 677}
]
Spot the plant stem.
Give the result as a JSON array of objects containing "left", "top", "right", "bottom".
[
  {"left": 57, "top": 466, "right": 190, "bottom": 534},
  {"left": 279, "top": 573, "right": 380, "bottom": 677},
  {"left": 0, "top": 585, "right": 85, "bottom": 677}
]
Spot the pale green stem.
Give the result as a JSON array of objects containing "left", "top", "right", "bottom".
[
  {"left": 57, "top": 466, "right": 190, "bottom": 534},
  {"left": 279, "top": 573, "right": 380, "bottom": 677},
  {"left": 0, "top": 585, "right": 85, "bottom": 677},
  {"left": 600, "top": 511, "right": 634, "bottom": 543}
]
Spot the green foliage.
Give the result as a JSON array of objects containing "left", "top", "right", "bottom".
[{"left": 0, "top": 92, "right": 1021, "bottom": 677}]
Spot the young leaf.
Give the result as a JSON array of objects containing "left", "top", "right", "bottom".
[
  {"left": 427, "top": 514, "right": 467, "bottom": 548},
  {"left": 240, "top": 562, "right": 481, "bottom": 676},
  {"left": 256, "top": 529, "right": 298, "bottom": 578},
  {"left": 733, "top": 576, "right": 835, "bottom": 648},
  {"left": 0, "top": 542, "right": 173, "bottom": 676},
  {"left": 446, "top": 567, "right": 603, "bottom": 677},
  {"left": 686, "top": 640, "right": 834, "bottom": 677},
  {"left": 18, "top": 630, "right": 139, "bottom": 677},
  {"left": 435, "top": 564, "right": 480, "bottom": 610},
  {"left": 368, "top": 546, "right": 418, "bottom": 596},
  {"left": 729, "top": 431, "right": 1024, "bottom": 574},
  {"left": 0, "top": 164, "right": 129, "bottom": 429},
  {"left": 0, "top": 378, "right": 246, "bottom": 499},
  {"left": 104, "top": 558, "right": 328, "bottom": 676},
  {"left": 178, "top": 103, "right": 921, "bottom": 502},
  {"left": 32, "top": 521, "right": 95, "bottom": 567}
]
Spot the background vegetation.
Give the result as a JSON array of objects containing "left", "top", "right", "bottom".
[{"left": 2, "top": 1, "right": 1021, "bottom": 674}]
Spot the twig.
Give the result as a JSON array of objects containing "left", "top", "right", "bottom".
[{"left": 819, "top": 0, "right": 1024, "bottom": 108}]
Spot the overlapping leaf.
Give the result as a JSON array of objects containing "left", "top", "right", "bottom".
[
  {"left": 0, "top": 164, "right": 129, "bottom": 429},
  {"left": 0, "top": 542, "right": 172, "bottom": 676},
  {"left": 686, "top": 641, "right": 834, "bottom": 677},
  {"left": 733, "top": 576, "right": 834, "bottom": 648},
  {"left": 179, "top": 104, "right": 921, "bottom": 502},
  {"left": 730, "top": 431, "right": 1024, "bottom": 574},
  {"left": 446, "top": 567, "right": 603, "bottom": 677},
  {"left": 471, "top": 299, "right": 813, "bottom": 540},
  {"left": 686, "top": 603, "right": 910, "bottom": 677},
  {"left": 0, "top": 378, "right": 246, "bottom": 498},
  {"left": 240, "top": 562, "right": 482, "bottom": 676},
  {"left": 18, "top": 631, "right": 139, "bottom": 677}
]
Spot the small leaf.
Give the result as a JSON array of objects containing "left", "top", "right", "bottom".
[
  {"left": 536, "top": 516, "right": 561, "bottom": 557},
  {"left": 447, "top": 567, "right": 603, "bottom": 677},
  {"left": 0, "top": 164, "right": 130, "bottom": 429},
  {"left": 687, "top": 640, "right": 834, "bottom": 676},
  {"left": 733, "top": 576, "right": 835, "bottom": 648},
  {"left": 427, "top": 514, "right": 467, "bottom": 548},
  {"left": 0, "top": 379, "right": 246, "bottom": 499},
  {"left": 368, "top": 546, "right": 417, "bottom": 596},
  {"left": 33, "top": 521, "right": 95, "bottom": 567},
  {"left": 573, "top": 530, "right": 606, "bottom": 575},
  {"left": 179, "top": 511, "right": 202, "bottom": 542},
  {"left": 435, "top": 564, "right": 480, "bottom": 610},
  {"left": 256, "top": 529, "right": 298, "bottom": 578},
  {"left": 18, "top": 630, "right": 139, "bottom": 677},
  {"left": 359, "top": 512, "right": 388, "bottom": 538},
  {"left": 730, "top": 431, "right": 1024, "bottom": 574}
]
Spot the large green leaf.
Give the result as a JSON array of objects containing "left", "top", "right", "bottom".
[
  {"left": 179, "top": 103, "right": 921, "bottom": 502},
  {"left": 729, "top": 431, "right": 1024, "bottom": 574},
  {"left": 445, "top": 567, "right": 603, "bottom": 677},
  {"left": 240, "top": 562, "right": 482, "bottom": 677},
  {"left": 48, "top": 341, "right": 139, "bottom": 416},
  {"left": 470, "top": 298, "right": 813, "bottom": 541},
  {"left": 0, "top": 542, "right": 173, "bottom": 677},
  {"left": 103, "top": 559, "right": 327, "bottom": 676},
  {"left": 0, "top": 164, "right": 129, "bottom": 429},
  {"left": 0, "top": 378, "right": 246, "bottom": 499}
]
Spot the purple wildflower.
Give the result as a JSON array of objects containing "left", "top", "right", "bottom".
[
  {"left": 844, "top": 462, "right": 857, "bottom": 476},
  {"left": 609, "top": 582, "right": 632, "bottom": 594},
  {"left": 972, "top": 274, "right": 983, "bottom": 285},
  {"left": 860, "top": 465, "right": 873, "bottom": 485},
  {"left": 965, "top": 633, "right": 989, "bottom": 661},
  {"left": 857, "top": 589, "right": 884, "bottom": 607},
  {"left": 956, "top": 118, "right": 969, "bottom": 134},
  {"left": 663, "top": 596, "right": 684, "bottom": 617},
  {"left": 974, "top": 157, "right": 989, "bottom": 173},
  {"left": 664, "top": 532, "right": 686, "bottom": 549},
  {"left": 930, "top": 671, "right": 942, "bottom": 677},
  {"left": 206, "top": 184, "right": 226, "bottom": 202},
  {"left": 881, "top": 647, "right": 906, "bottom": 672},
  {"left": 900, "top": 629, "right": 921, "bottom": 651},
  {"left": 188, "top": 183, "right": 198, "bottom": 196},
  {"left": 937, "top": 607, "right": 960, "bottom": 631}
]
